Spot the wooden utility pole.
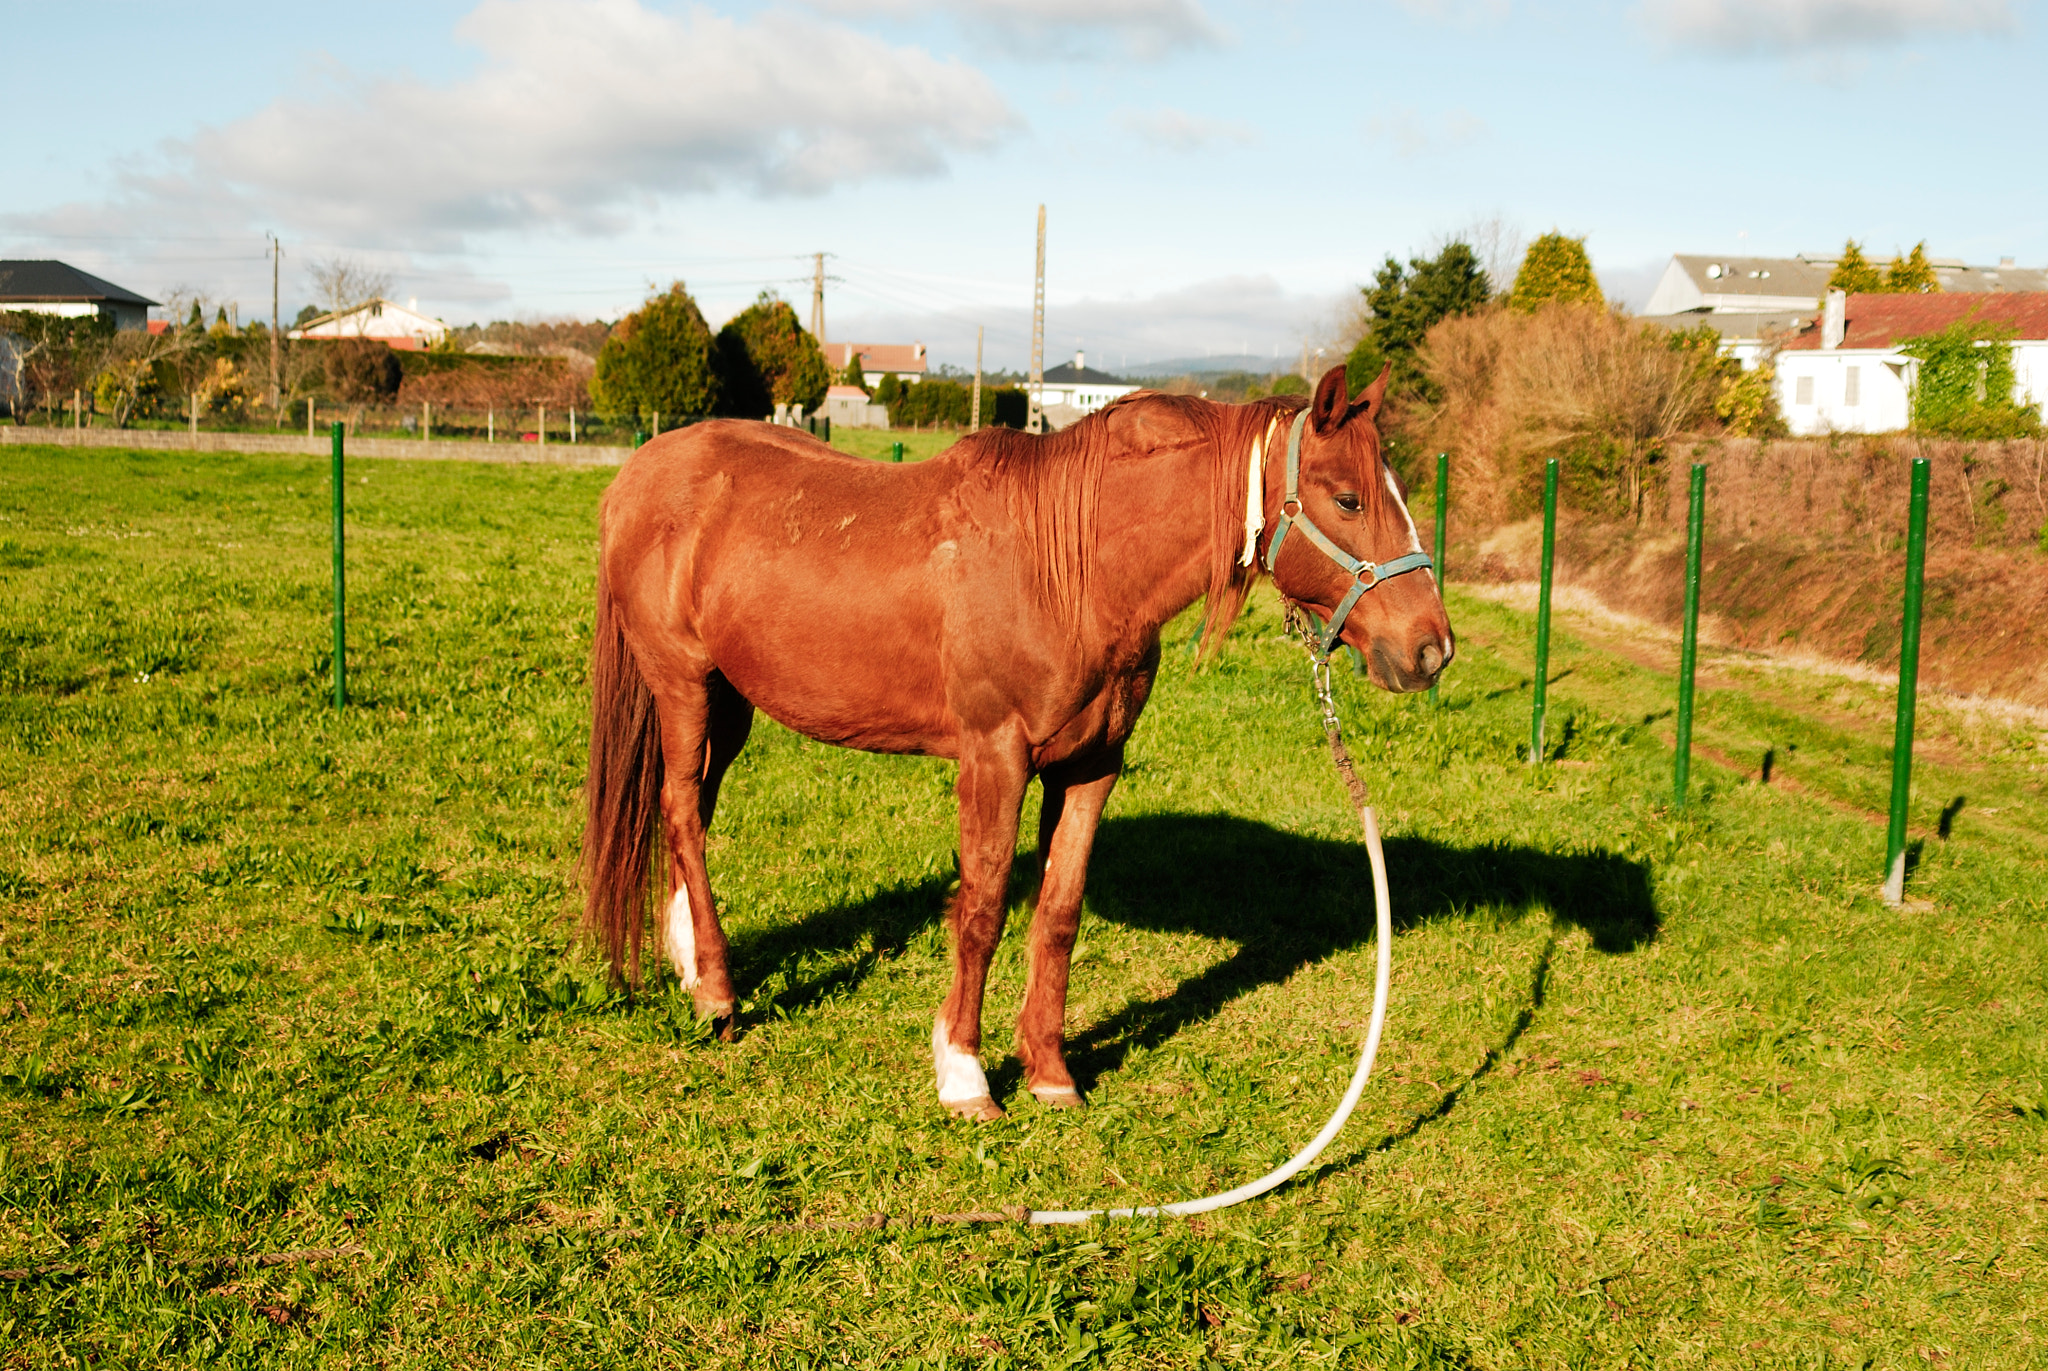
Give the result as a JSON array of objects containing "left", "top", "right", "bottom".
[
  {"left": 268, "top": 234, "right": 282, "bottom": 416},
  {"left": 810, "top": 252, "right": 827, "bottom": 348},
  {"left": 971, "top": 325, "right": 984, "bottom": 433},
  {"left": 1027, "top": 205, "right": 1045, "bottom": 435}
]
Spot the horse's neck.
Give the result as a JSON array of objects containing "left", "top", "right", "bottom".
[{"left": 1090, "top": 435, "right": 1224, "bottom": 647}]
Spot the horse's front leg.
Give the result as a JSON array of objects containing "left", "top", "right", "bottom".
[
  {"left": 933, "top": 731, "right": 1031, "bottom": 1122},
  {"left": 1016, "top": 747, "right": 1121, "bottom": 1107}
]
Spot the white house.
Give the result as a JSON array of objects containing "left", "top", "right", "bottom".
[
  {"left": 1775, "top": 290, "right": 2048, "bottom": 436},
  {"left": 820, "top": 384, "right": 890, "bottom": 429},
  {"left": 1035, "top": 351, "right": 1139, "bottom": 428},
  {"left": 0, "top": 260, "right": 158, "bottom": 331},
  {"left": 289, "top": 297, "right": 447, "bottom": 350},
  {"left": 1642, "top": 252, "right": 2048, "bottom": 321}
]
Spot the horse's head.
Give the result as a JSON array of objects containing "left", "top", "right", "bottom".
[{"left": 1261, "top": 365, "right": 1454, "bottom": 692}]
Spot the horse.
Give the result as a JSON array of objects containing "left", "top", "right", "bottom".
[{"left": 582, "top": 364, "right": 1453, "bottom": 1121}]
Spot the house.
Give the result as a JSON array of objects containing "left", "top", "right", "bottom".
[
  {"left": 825, "top": 341, "right": 926, "bottom": 384},
  {"left": 0, "top": 260, "right": 158, "bottom": 330},
  {"left": 289, "top": 297, "right": 447, "bottom": 350},
  {"left": 1774, "top": 290, "right": 2048, "bottom": 435},
  {"left": 1035, "top": 351, "right": 1138, "bottom": 428},
  {"left": 1642, "top": 252, "right": 2048, "bottom": 320},
  {"left": 820, "top": 384, "right": 890, "bottom": 429}
]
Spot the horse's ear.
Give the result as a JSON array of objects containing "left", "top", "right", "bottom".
[
  {"left": 1311, "top": 364, "right": 1350, "bottom": 436},
  {"left": 1353, "top": 364, "right": 1391, "bottom": 423}
]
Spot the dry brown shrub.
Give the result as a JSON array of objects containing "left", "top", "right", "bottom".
[{"left": 1413, "top": 302, "right": 1719, "bottom": 524}]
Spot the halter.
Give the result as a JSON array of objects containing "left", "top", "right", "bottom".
[{"left": 1262, "top": 409, "right": 1435, "bottom": 657}]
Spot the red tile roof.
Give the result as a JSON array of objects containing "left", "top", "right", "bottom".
[
  {"left": 1781, "top": 291, "right": 2048, "bottom": 350},
  {"left": 827, "top": 342, "right": 926, "bottom": 375}
]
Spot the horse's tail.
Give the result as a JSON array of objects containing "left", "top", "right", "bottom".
[{"left": 582, "top": 558, "right": 663, "bottom": 988}]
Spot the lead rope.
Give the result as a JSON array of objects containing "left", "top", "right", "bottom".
[{"left": 1027, "top": 603, "right": 1395, "bottom": 1224}]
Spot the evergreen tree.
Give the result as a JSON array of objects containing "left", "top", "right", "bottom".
[
  {"left": 1885, "top": 241, "right": 1941, "bottom": 294},
  {"left": 591, "top": 281, "right": 721, "bottom": 425},
  {"left": 1508, "top": 231, "right": 1604, "bottom": 311},
  {"left": 873, "top": 373, "right": 903, "bottom": 408},
  {"left": 839, "top": 352, "right": 867, "bottom": 391},
  {"left": 711, "top": 292, "right": 828, "bottom": 417},
  {"left": 1827, "top": 240, "right": 1885, "bottom": 294},
  {"left": 1355, "top": 241, "right": 1490, "bottom": 398}
]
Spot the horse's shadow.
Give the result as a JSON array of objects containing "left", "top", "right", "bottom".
[{"left": 722, "top": 812, "right": 1658, "bottom": 1095}]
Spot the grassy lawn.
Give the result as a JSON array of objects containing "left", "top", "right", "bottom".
[{"left": 1, "top": 443, "right": 2043, "bottom": 1368}]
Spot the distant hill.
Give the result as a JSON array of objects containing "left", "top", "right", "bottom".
[{"left": 1122, "top": 354, "right": 1303, "bottom": 381}]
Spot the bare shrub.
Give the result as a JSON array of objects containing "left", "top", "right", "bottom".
[{"left": 1414, "top": 302, "right": 1719, "bottom": 523}]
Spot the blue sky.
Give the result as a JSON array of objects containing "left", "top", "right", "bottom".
[{"left": 3, "top": 0, "right": 2040, "bottom": 371}]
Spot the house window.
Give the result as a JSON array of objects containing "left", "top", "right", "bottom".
[
  {"left": 1845, "top": 367, "right": 1860, "bottom": 407},
  {"left": 1795, "top": 375, "right": 1814, "bottom": 406}
]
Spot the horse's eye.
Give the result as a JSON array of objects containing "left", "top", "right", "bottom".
[{"left": 1334, "top": 493, "right": 1362, "bottom": 514}]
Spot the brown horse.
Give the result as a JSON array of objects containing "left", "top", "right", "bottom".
[{"left": 583, "top": 365, "right": 1452, "bottom": 1120}]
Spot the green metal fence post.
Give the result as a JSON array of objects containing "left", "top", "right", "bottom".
[
  {"left": 891, "top": 440, "right": 904, "bottom": 463},
  {"left": 1529, "top": 457, "right": 1558, "bottom": 765},
  {"left": 1429, "top": 450, "right": 1449, "bottom": 707},
  {"left": 1674, "top": 463, "right": 1707, "bottom": 805},
  {"left": 1883, "top": 457, "right": 1931, "bottom": 904},
  {"left": 330, "top": 421, "right": 346, "bottom": 710}
]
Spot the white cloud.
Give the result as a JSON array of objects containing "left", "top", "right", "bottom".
[
  {"left": 7, "top": 0, "right": 1015, "bottom": 252},
  {"left": 810, "top": 0, "right": 1224, "bottom": 58},
  {"left": 1117, "top": 106, "right": 1255, "bottom": 151},
  {"left": 1365, "top": 107, "right": 1487, "bottom": 160},
  {"left": 1640, "top": 0, "right": 2015, "bottom": 53}
]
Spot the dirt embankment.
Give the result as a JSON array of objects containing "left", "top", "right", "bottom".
[{"left": 1454, "top": 437, "right": 2048, "bottom": 708}]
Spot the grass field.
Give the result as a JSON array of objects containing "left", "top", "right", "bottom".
[{"left": 1, "top": 442, "right": 2044, "bottom": 1368}]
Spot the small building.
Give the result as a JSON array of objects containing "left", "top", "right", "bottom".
[
  {"left": 1035, "top": 351, "right": 1139, "bottom": 428},
  {"left": 1775, "top": 290, "right": 2048, "bottom": 435},
  {"left": 821, "top": 384, "right": 890, "bottom": 429},
  {"left": 289, "top": 297, "right": 447, "bottom": 350},
  {"left": 0, "top": 260, "right": 158, "bottom": 330},
  {"left": 825, "top": 341, "right": 926, "bottom": 383}
]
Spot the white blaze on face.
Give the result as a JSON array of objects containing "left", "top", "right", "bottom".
[
  {"left": 932, "top": 1016, "right": 991, "bottom": 1105},
  {"left": 1385, "top": 466, "right": 1426, "bottom": 559},
  {"left": 665, "top": 886, "right": 699, "bottom": 988}
]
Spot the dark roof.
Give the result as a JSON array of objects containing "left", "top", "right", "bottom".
[
  {"left": 1041, "top": 360, "right": 1128, "bottom": 384},
  {"left": 1780, "top": 292, "right": 2048, "bottom": 350},
  {"left": 0, "top": 260, "right": 159, "bottom": 307}
]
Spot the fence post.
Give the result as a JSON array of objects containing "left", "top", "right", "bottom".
[
  {"left": 423, "top": 400, "right": 431, "bottom": 442},
  {"left": 1429, "top": 451, "right": 1449, "bottom": 707},
  {"left": 891, "top": 440, "right": 903, "bottom": 463},
  {"left": 189, "top": 392, "right": 199, "bottom": 444},
  {"left": 539, "top": 404, "right": 547, "bottom": 449},
  {"left": 570, "top": 407, "right": 577, "bottom": 444},
  {"left": 307, "top": 400, "right": 314, "bottom": 440},
  {"left": 331, "top": 421, "right": 347, "bottom": 710},
  {"left": 1529, "top": 457, "right": 1559, "bottom": 765},
  {"left": 1674, "top": 463, "right": 1707, "bottom": 806},
  {"left": 1882, "top": 457, "right": 1931, "bottom": 904}
]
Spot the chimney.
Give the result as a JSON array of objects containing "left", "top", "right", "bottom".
[
  {"left": 1075, "top": 348, "right": 1085, "bottom": 369},
  {"left": 2000, "top": 257, "right": 2016, "bottom": 269},
  {"left": 1822, "top": 289, "right": 1846, "bottom": 351},
  {"left": 408, "top": 296, "right": 418, "bottom": 312}
]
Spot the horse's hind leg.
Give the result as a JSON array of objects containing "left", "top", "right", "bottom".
[
  {"left": 1015, "top": 748, "right": 1121, "bottom": 1107},
  {"left": 656, "top": 671, "right": 754, "bottom": 1033}
]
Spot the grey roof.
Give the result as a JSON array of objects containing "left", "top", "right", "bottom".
[
  {"left": 1637, "top": 311, "right": 1810, "bottom": 339},
  {"left": 1041, "top": 360, "right": 1130, "bottom": 384},
  {"left": 1672, "top": 255, "right": 1834, "bottom": 300},
  {"left": 0, "top": 260, "right": 159, "bottom": 307}
]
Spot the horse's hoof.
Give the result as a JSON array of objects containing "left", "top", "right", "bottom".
[
  {"left": 946, "top": 1096, "right": 1006, "bottom": 1123},
  {"left": 711, "top": 1013, "right": 737, "bottom": 1043},
  {"left": 1031, "top": 1086, "right": 1084, "bottom": 1110}
]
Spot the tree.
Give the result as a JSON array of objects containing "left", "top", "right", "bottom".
[
  {"left": 873, "top": 372, "right": 904, "bottom": 408},
  {"left": 839, "top": 351, "right": 866, "bottom": 391},
  {"left": 1352, "top": 241, "right": 1491, "bottom": 399},
  {"left": 591, "top": 282, "right": 721, "bottom": 426},
  {"left": 1508, "top": 231, "right": 1604, "bottom": 312},
  {"left": 1827, "top": 240, "right": 1885, "bottom": 295},
  {"left": 1885, "top": 241, "right": 1940, "bottom": 294},
  {"left": 307, "top": 256, "right": 392, "bottom": 316},
  {"left": 712, "top": 293, "right": 830, "bottom": 418}
]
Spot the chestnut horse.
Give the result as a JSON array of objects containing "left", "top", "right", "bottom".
[{"left": 583, "top": 365, "right": 1452, "bottom": 1120}]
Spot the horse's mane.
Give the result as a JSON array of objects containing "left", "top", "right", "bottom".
[{"left": 955, "top": 391, "right": 1310, "bottom": 655}]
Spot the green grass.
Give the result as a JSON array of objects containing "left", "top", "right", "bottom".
[{"left": 1, "top": 443, "right": 2044, "bottom": 1368}]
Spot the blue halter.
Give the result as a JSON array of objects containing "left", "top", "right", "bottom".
[{"left": 1262, "top": 409, "right": 1436, "bottom": 656}]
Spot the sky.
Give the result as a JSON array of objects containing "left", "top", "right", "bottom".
[{"left": 3, "top": 0, "right": 2042, "bottom": 373}]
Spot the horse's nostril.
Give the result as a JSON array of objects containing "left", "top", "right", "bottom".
[{"left": 1419, "top": 642, "right": 1444, "bottom": 677}]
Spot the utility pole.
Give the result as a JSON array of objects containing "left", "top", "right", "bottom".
[
  {"left": 810, "top": 252, "right": 827, "bottom": 349},
  {"left": 1027, "top": 205, "right": 1046, "bottom": 435},
  {"left": 971, "top": 325, "right": 984, "bottom": 433},
  {"left": 268, "top": 234, "right": 282, "bottom": 416}
]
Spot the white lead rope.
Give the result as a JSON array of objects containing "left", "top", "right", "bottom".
[{"left": 1027, "top": 802, "right": 1394, "bottom": 1224}]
